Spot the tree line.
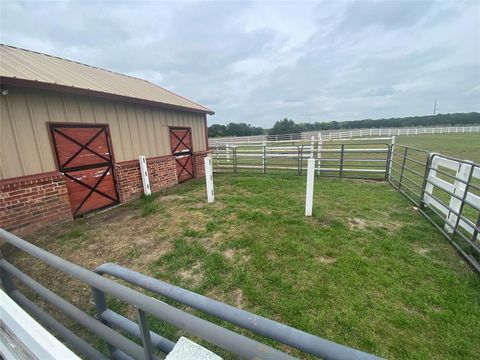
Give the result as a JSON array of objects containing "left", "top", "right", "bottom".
[{"left": 208, "top": 112, "right": 480, "bottom": 137}]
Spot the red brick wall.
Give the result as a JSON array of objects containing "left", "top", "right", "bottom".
[
  {"left": 0, "top": 155, "right": 192, "bottom": 234},
  {"left": 0, "top": 173, "right": 72, "bottom": 234},
  {"left": 193, "top": 151, "right": 209, "bottom": 178},
  {"left": 115, "top": 155, "right": 178, "bottom": 202}
]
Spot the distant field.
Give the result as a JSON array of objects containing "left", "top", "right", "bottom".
[{"left": 396, "top": 133, "right": 480, "bottom": 163}]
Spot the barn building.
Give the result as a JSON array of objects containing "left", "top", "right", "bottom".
[{"left": 0, "top": 44, "right": 214, "bottom": 233}]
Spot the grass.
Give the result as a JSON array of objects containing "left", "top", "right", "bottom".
[
  {"left": 397, "top": 133, "right": 480, "bottom": 163},
  {"left": 5, "top": 170, "right": 480, "bottom": 359}
]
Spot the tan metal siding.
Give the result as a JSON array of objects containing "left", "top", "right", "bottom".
[{"left": 0, "top": 87, "right": 207, "bottom": 179}]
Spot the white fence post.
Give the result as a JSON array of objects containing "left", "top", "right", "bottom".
[
  {"left": 445, "top": 161, "right": 472, "bottom": 233},
  {"left": 305, "top": 159, "right": 315, "bottom": 217},
  {"left": 262, "top": 141, "right": 267, "bottom": 174},
  {"left": 226, "top": 144, "right": 230, "bottom": 162},
  {"left": 204, "top": 156, "right": 215, "bottom": 203},
  {"left": 317, "top": 136, "right": 322, "bottom": 176},
  {"left": 310, "top": 136, "right": 314, "bottom": 159},
  {"left": 139, "top": 156, "right": 151, "bottom": 196},
  {"left": 215, "top": 146, "right": 219, "bottom": 172},
  {"left": 423, "top": 153, "right": 438, "bottom": 207},
  {"left": 388, "top": 136, "right": 395, "bottom": 180}
]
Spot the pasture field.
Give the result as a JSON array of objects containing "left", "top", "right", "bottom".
[
  {"left": 396, "top": 133, "right": 480, "bottom": 163},
  {"left": 6, "top": 163, "right": 480, "bottom": 358}
]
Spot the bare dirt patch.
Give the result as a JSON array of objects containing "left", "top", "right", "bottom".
[
  {"left": 267, "top": 250, "right": 278, "bottom": 260},
  {"left": 178, "top": 263, "right": 203, "bottom": 286},
  {"left": 414, "top": 246, "right": 432, "bottom": 255},
  {"left": 158, "top": 194, "right": 185, "bottom": 202},
  {"left": 317, "top": 256, "right": 337, "bottom": 264},
  {"left": 231, "top": 288, "right": 244, "bottom": 308},
  {"left": 348, "top": 217, "right": 400, "bottom": 231},
  {"left": 223, "top": 248, "right": 236, "bottom": 260},
  {"left": 223, "top": 247, "right": 251, "bottom": 264}
]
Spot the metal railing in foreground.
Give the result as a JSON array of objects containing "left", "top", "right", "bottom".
[
  {"left": 211, "top": 139, "right": 394, "bottom": 181},
  {"left": 0, "top": 228, "right": 381, "bottom": 360},
  {"left": 389, "top": 146, "right": 480, "bottom": 272}
]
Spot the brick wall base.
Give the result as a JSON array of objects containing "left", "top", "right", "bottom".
[
  {"left": 1, "top": 152, "right": 206, "bottom": 234},
  {"left": 115, "top": 155, "right": 178, "bottom": 202},
  {"left": 193, "top": 151, "right": 209, "bottom": 178},
  {"left": 0, "top": 173, "right": 72, "bottom": 234}
]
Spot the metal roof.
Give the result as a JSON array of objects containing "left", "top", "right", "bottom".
[{"left": 0, "top": 44, "right": 214, "bottom": 114}]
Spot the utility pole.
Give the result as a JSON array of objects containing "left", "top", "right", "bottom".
[{"left": 433, "top": 100, "right": 438, "bottom": 116}]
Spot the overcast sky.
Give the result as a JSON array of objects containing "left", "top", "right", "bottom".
[{"left": 1, "top": 0, "right": 479, "bottom": 126}]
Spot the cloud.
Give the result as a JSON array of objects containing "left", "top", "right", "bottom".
[{"left": 1, "top": 0, "right": 478, "bottom": 126}]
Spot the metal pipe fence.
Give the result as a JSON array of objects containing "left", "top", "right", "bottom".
[
  {"left": 211, "top": 138, "right": 480, "bottom": 272},
  {"left": 388, "top": 147, "right": 480, "bottom": 272},
  {"left": 211, "top": 138, "right": 394, "bottom": 181},
  {"left": 0, "top": 228, "right": 381, "bottom": 360},
  {"left": 209, "top": 125, "right": 480, "bottom": 146}
]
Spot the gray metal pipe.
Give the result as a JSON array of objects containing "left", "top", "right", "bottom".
[
  {"left": 96, "top": 262, "right": 382, "bottom": 360},
  {"left": 10, "top": 290, "right": 108, "bottom": 360},
  {"left": 0, "top": 229, "right": 296, "bottom": 360},
  {"left": 100, "top": 309, "right": 175, "bottom": 353},
  {"left": 111, "top": 349, "right": 135, "bottom": 360},
  {"left": 0, "top": 260, "right": 150, "bottom": 360}
]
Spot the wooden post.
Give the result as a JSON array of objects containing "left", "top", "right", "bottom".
[
  {"left": 305, "top": 159, "right": 315, "bottom": 217},
  {"left": 204, "top": 156, "right": 214, "bottom": 203},
  {"left": 139, "top": 156, "right": 151, "bottom": 196}
]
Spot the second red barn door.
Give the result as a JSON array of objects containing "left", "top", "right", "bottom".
[{"left": 169, "top": 127, "right": 194, "bottom": 182}]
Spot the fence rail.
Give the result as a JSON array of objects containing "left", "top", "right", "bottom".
[
  {"left": 0, "top": 228, "right": 381, "bottom": 360},
  {"left": 209, "top": 125, "right": 480, "bottom": 146},
  {"left": 211, "top": 138, "right": 394, "bottom": 181}
]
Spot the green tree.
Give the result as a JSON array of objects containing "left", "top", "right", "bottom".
[
  {"left": 208, "top": 124, "right": 227, "bottom": 137},
  {"left": 269, "top": 118, "right": 300, "bottom": 135}
]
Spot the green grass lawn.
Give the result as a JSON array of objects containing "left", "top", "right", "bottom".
[
  {"left": 396, "top": 133, "right": 480, "bottom": 163},
  {"left": 7, "top": 173, "right": 480, "bottom": 359}
]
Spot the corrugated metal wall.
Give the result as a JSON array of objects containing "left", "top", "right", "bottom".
[{"left": 0, "top": 86, "right": 207, "bottom": 179}]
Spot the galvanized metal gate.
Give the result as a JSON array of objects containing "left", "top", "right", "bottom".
[
  {"left": 49, "top": 123, "right": 119, "bottom": 217},
  {"left": 169, "top": 127, "right": 194, "bottom": 182}
]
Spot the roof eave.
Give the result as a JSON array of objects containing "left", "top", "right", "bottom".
[{"left": 0, "top": 76, "right": 215, "bottom": 115}]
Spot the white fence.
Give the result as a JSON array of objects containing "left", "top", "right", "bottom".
[
  {"left": 209, "top": 125, "right": 480, "bottom": 146},
  {"left": 423, "top": 155, "right": 480, "bottom": 240},
  {"left": 212, "top": 137, "right": 394, "bottom": 180}
]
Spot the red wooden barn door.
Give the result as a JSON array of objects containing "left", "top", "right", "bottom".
[
  {"left": 169, "top": 127, "right": 194, "bottom": 182},
  {"left": 49, "top": 123, "right": 119, "bottom": 217}
]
